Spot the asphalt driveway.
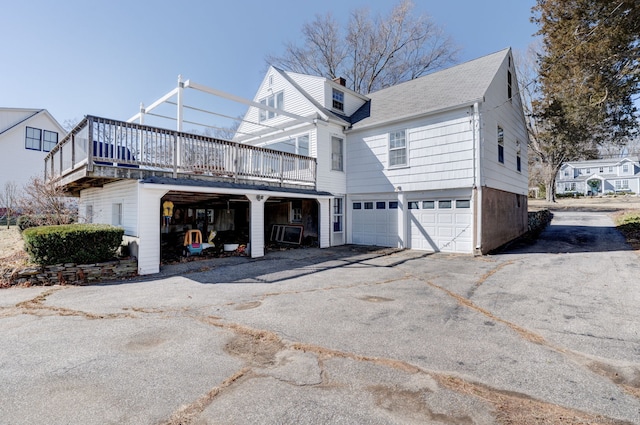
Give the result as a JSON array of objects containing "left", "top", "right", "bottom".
[{"left": 1, "top": 210, "right": 639, "bottom": 424}]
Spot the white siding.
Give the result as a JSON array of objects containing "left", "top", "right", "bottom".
[
  {"left": 78, "top": 180, "right": 139, "bottom": 236},
  {"left": 479, "top": 55, "right": 529, "bottom": 195},
  {"left": 315, "top": 123, "right": 347, "bottom": 195},
  {"left": 0, "top": 111, "right": 65, "bottom": 189},
  {"left": 318, "top": 198, "right": 331, "bottom": 248},
  {"left": 137, "top": 186, "right": 167, "bottom": 275},
  {"left": 347, "top": 109, "right": 475, "bottom": 194},
  {"left": 288, "top": 73, "right": 326, "bottom": 104},
  {"left": 249, "top": 198, "right": 265, "bottom": 258}
]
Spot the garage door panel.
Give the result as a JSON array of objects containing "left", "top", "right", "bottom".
[
  {"left": 409, "top": 198, "right": 473, "bottom": 253},
  {"left": 352, "top": 201, "right": 397, "bottom": 248}
]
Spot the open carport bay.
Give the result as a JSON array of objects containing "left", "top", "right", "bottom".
[{"left": 0, "top": 209, "right": 639, "bottom": 424}]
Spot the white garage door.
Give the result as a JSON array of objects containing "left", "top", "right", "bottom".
[
  {"left": 409, "top": 199, "right": 473, "bottom": 253},
  {"left": 352, "top": 200, "right": 398, "bottom": 247}
]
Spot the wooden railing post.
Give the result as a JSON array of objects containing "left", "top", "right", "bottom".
[
  {"left": 173, "top": 132, "right": 178, "bottom": 178},
  {"left": 234, "top": 143, "right": 239, "bottom": 183},
  {"left": 87, "top": 117, "right": 94, "bottom": 172},
  {"left": 71, "top": 131, "right": 75, "bottom": 170}
]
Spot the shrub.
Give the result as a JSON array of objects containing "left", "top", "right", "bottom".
[{"left": 23, "top": 224, "right": 124, "bottom": 265}]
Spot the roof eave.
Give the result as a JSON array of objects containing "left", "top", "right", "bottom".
[{"left": 345, "top": 98, "right": 482, "bottom": 133}]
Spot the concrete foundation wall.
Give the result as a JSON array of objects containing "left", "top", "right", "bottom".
[{"left": 481, "top": 187, "right": 528, "bottom": 253}]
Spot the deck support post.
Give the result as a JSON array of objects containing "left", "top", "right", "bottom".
[{"left": 249, "top": 194, "right": 266, "bottom": 258}]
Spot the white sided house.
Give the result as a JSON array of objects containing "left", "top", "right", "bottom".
[
  {"left": 45, "top": 48, "right": 528, "bottom": 275},
  {"left": 556, "top": 157, "right": 640, "bottom": 196},
  {"left": 0, "top": 108, "right": 65, "bottom": 189}
]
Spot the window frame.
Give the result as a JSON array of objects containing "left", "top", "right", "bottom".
[
  {"left": 516, "top": 154, "right": 521, "bottom": 172},
  {"left": 43, "top": 130, "right": 58, "bottom": 152},
  {"left": 291, "top": 200, "right": 302, "bottom": 223},
  {"left": 25, "top": 126, "right": 42, "bottom": 151},
  {"left": 112, "top": 203, "right": 123, "bottom": 226},
  {"left": 333, "top": 197, "right": 343, "bottom": 232},
  {"left": 331, "top": 136, "right": 343, "bottom": 171},
  {"left": 497, "top": 126, "right": 504, "bottom": 164},
  {"left": 332, "top": 88, "right": 344, "bottom": 112},
  {"left": 389, "top": 129, "right": 407, "bottom": 168},
  {"left": 258, "top": 91, "right": 284, "bottom": 122},
  {"left": 267, "top": 133, "right": 309, "bottom": 156}
]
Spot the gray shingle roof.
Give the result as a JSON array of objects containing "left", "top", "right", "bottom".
[{"left": 350, "top": 48, "right": 510, "bottom": 129}]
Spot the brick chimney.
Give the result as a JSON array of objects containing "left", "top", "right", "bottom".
[{"left": 333, "top": 77, "right": 346, "bottom": 87}]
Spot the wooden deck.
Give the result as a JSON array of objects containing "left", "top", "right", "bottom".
[{"left": 44, "top": 116, "right": 317, "bottom": 196}]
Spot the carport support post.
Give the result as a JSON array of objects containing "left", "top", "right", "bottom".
[
  {"left": 318, "top": 198, "right": 330, "bottom": 248},
  {"left": 249, "top": 195, "right": 266, "bottom": 258},
  {"left": 396, "top": 189, "right": 406, "bottom": 248}
]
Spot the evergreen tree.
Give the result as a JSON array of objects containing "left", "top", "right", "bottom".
[{"left": 530, "top": 0, "right": 640, "bottom": 201}]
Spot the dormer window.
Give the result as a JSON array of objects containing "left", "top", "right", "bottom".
[{"left": 332, "top": 88, "right": 344, "bottom": 112}]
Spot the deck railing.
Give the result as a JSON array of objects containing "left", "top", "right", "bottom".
[{"left": 44, "top": 116, "right": 317, "bottom": 187}]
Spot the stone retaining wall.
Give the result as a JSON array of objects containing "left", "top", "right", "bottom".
[{"left": 2, "top": 258, "right": 137, "bottom": 287}]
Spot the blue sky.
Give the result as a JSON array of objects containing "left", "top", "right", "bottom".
[{"left": 1, "top": 0, "right": 538, "bottom": 130}]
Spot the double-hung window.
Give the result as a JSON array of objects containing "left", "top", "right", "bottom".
[
  {"left": 112, "top": 203, "right": 123, "bottom": 226},
  {"left": 331, "top": 136, "right": 343, "bottom": 171},
  {"left": 497, "top": 126, "right": 504, "bottom": 164},
  {"left": 332, "top": 88, "right": 344, "bottom": 111},
  {"left": 389, "top": 130, "right": 407, "bottom": 167},
  {"left": 333, "top": 197, "right": 343, "bottom": 232}
]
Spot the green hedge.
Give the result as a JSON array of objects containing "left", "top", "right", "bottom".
[{"left": 23, "top": 224, "right": 124, "bottom": 265}]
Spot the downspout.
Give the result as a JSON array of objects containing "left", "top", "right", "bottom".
[{"left": 472, "top": 102, "right": 483, "bottom": 254}]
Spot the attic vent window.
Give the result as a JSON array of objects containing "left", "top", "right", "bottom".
[
  {"left": 507, "top": 70, "right": 512, "bottom": 100},
  {"left": 332, "top": 88, "right": 344, "bottom": 111}
]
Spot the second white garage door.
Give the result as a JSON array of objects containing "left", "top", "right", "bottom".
[{"left": 409, "top": 199, "right": 473, "bottom": 253}]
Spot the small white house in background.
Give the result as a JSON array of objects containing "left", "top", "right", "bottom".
[
  {"left": 556, "top": 157, "right": 640, "bottom": 196},
  {"left": 0, "top": 108, "right": 66, "bottom": 189},
  {"left": 45, "top": 47, "right": 529, "bottom": 275}
]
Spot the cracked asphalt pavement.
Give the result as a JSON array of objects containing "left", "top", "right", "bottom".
[{"left": 1, "top": 209, "right": 639, "bottom": 424}]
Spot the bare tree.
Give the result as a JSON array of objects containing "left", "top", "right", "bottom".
[
  {"left": 17, "top": 177, "right": 77, "bottom": 227},
  {"left": 0, "top": 181, "right": 19, "bottom": 229},
  {"left": 266, "top": 0, "right": 458, "bottom": 94},
  {"left": 62, "top": 118, "right": 81, "bottom": 132}
]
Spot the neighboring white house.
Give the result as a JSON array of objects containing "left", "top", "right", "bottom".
[
  {"left": 0, "top": 108, "right": 66, "bottom": 189},
  {"left": 556, "top": 157, "right": 640, "bottom": 196},
  {"left": 45, "top": 48, "right": 529, "bottom": 275}
]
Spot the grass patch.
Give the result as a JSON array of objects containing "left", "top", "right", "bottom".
[{"left": 615, "top": 210, "right": 640, "bottom": 250}]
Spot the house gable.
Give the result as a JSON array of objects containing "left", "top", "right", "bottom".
[
  {"left": 480, "top": 48, "right": 529, "bottom": 195},
  {"left": 0, "top": 108, "right": 66, "bottom": 188},
  {"left": 234, "top": 67, "right": 328, "bottom": 142}
]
